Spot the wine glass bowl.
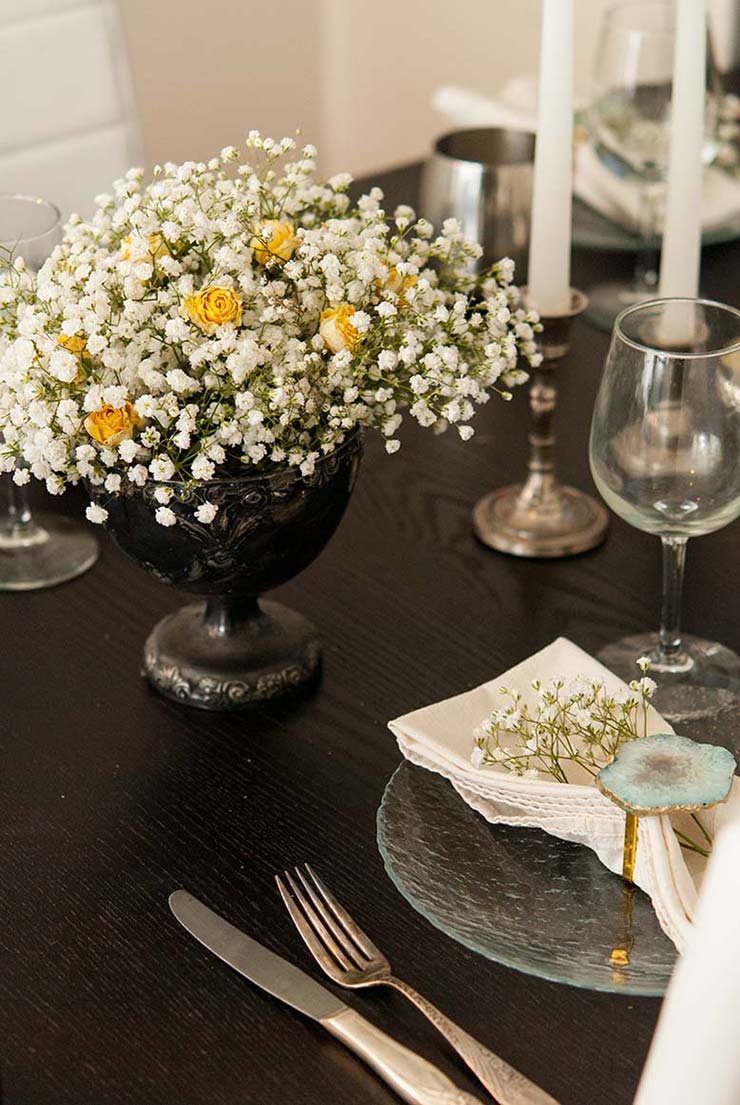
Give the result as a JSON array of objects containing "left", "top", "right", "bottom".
[
  {"left": 590, "top": 298, "right": 740, "bottom": 732},
  {"left": 584, "top": 1, "right": 719, "bottom": 331},
  {"left": 0, "top": 194, "right": 98, "bottom": 589}
]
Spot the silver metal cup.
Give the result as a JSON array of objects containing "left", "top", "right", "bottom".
[{"left": 420, "top": 127, "right": 534, "bottom": 272}]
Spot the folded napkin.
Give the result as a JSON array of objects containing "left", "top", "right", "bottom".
[
  {"left": 432, "top": 80, "right": 740, "bottom": 236},
  {"left": 635, "top": 823, "right": 740, "bottom": 1104},
  {"left": 389, "top": 638, "right": 740, "bottom": 952}
]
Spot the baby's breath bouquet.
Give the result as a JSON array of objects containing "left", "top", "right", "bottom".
[{"left": 0, "top": 133, "right": 539, "bottom": 527}]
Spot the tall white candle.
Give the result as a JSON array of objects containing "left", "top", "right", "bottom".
[
  {"left": 635, "top": 822, "right": 740, "bottom": 1105},
  {"left": 527, "top": 0, "right": 574, "bottom": 316},
  {"left": 658, "top": 0, "right": 706, "bottom": 300}
]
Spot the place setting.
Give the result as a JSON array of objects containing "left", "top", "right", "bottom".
[{"left": 3, "top": 2, "right": 740, "bottom": 1104}]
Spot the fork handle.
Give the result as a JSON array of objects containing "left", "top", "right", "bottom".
[
  {"left": 322, "top": 1007, "right": 484, "bottom": 1105},
  {"left": 387, "top": 978, "right": 560, "bottom": 1105}
]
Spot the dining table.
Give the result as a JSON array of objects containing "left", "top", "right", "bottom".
[{"left": 2, "top": 156, "right": 739, "bottom": 1105}]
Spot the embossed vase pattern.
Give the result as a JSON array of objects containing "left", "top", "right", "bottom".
[{"left": 89, "top": 431, "right": 362, "bottom": 710}]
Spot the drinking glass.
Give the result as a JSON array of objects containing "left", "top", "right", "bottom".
[
  {"left": 420, "top": 128, "right": 534, "bottom": 274},
  {"left": 590, "top": 298, "right": 740, "bottom": 732},
  {"left": 0, "top": 194, "right": 98, "bottom": 589},
  {"left": 584, "top": 1, "right": 719, "bottom": 331}
]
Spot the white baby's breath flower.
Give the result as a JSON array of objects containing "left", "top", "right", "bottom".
[
  {"left": 86, "top": 502, "right": 108, "bottom": 524},
  {"left": 470, "top": 746, "right": 485, "bottom": 769},
  {"left": 155, "top": 506, "right": 177, "bottom": 527},
  {"left": 150, "top": 456, "right": 175, "bottom": 481},
  {"left": 194, "top": 502, "right": 218, "bottom": 523}
]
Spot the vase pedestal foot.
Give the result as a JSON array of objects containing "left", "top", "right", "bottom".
[{"left": 143, "top": 598, "right": 321, "bottom": 710}]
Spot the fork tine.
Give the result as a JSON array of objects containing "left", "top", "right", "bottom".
[
  {"left": 303, "top": 863, "right": 383, "bottom": 961},
  {"left": 281, "top": 870, "right": 362, "bottom": 973},
  {"left": 294, "top": 867, "right": 369, "bottom": 967},
  {"left": 275, "top": 874, "right": 348, "bottom": 977},
  {"left": 286, "top": 869, "right": 367, "bottom": 971}
]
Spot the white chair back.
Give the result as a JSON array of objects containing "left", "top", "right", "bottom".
[{"left": 0, "top": 0, "right": 141, "bottom": 219}]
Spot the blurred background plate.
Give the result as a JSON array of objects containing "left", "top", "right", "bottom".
[
  {"left": 572, "top": 194, "right": 740, "bottom": 252},
  {"left": 377, "top": 761, "right": 677, "bottom": 996}
]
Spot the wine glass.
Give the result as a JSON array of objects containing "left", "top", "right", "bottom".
[
  {"left": 589, "top": 298, "right": 740, "bottom": 736},
  {"left": 0, "top": 194, "right": 98, "bottom": 589},
  {"left": 584, "top": 1, "right": 719, "bottom": 331}
]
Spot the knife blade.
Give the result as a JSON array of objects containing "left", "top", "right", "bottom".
[{"left": 169, "top": 889, "right": 484, "bottom": 1105}]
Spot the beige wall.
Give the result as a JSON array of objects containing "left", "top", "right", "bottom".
[
  {"left": 118, "top": 0, "right": 323, "bottom": 167},
  {"left": 119, "top": 0, "right": 740, "bottom": 178}
]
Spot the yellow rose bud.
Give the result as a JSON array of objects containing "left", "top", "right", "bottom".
[
  {"left": 250, "top": 219, "right": 299, "bottom": 264},
  {"left": 120, "top": 233, "right": 169, "bottom": 263},
  {"left": 84, "top": 402, "right": 140, "bottom": 446},
  {"left": 319, "top": 304, "right": 360, "bottom": 354},
  {"left": 57, "top": 333, "right": 87, "bottom": 356},
  {"left": 181, "top": 286, "right": 242, "bottom": 333},
  {"left": 382, "top": 265, "right": 417, "bottom": 304}
]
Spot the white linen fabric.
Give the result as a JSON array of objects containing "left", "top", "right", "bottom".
[
  {"left": 431, "top": 80, "right": 740, "bottom": 237},
  {"left": 635, "top": 823, "right": 740, "bottom": 1105},
  {"left": 389, "top": 638, "right": 740, "bottom": 952}
]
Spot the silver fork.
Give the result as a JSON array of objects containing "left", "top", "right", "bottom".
[{"left": 276, "top": 864, "right": 560, "bottom": 1105}]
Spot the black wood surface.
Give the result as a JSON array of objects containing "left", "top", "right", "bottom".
[{"left": 1, "top": 161, "right": 739, "bottom": 1105}]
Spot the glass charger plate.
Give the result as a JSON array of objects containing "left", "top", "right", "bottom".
[
  {"left": 377, "top": 762, "right": 677, "bottom": 996},
  {"left": 571, "top": 196, "right": 740, "bottom": 253}
]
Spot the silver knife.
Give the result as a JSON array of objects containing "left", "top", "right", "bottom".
[{"left": 170, "top": 890, "right": 484, "bottom": 1105}]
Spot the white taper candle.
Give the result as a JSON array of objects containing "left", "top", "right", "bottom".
[
  {"left": 527, "top": 0, "right": 574, "bottom": 316},
  {"left": 658, "top": 0, "right": 706, "bottom": 300}
]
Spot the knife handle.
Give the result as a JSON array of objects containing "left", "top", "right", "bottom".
[{"left": 321, "top": 1007, "right": 484, "bottom": 1105}]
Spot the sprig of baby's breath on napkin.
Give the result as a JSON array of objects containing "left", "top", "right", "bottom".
[
  {"left": 472, "top": 657, "right": 655, "bottom": 783},
  {"left": 471, "top": 657, "right": 711, "bottom": 856}
]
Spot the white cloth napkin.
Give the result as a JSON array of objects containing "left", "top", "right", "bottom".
[
  {"left": 432, "top": 80, "right": 740, "bottom": 236},
  {"left": 635, "top": 823, "right": 740, "bottom": 1104},
  {"left": 389, "top": 638, "right": 740, "bottom": 952}
]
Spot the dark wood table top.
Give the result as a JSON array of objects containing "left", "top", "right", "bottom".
[{"left": 2, "top": 161, "right": 739, "bottom": 1105}]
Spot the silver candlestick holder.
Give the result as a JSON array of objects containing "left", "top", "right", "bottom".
[{"left": 473, "top": 288, "right": 608, "bottom": 558}]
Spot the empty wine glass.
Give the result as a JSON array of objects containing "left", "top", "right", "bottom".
[
  {"left": 584, "top": 1, "right": 719, "bottom": 331},
  {"left": 590, "top": 298, "right": 740, "bottom": 736},
  {"left": 0, "top": 194, "right": 97, "bottom": 589}
]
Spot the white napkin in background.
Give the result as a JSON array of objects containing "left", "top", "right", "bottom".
[
  {"left": 432, "top": 79, "right": 740, "bottom": 236},
  {"left": 388, "top": 637, "right": 740, "bottom": 952},
  {"left": 635, "top": 823, "right": 740, "bottom": 1105}
]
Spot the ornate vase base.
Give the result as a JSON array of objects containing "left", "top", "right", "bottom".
[
  {"left": 473, "top": 483, "right": 609, "bottom": 558},
  {"left": 143, "top": 599, "right": 321, "bottom": 711}
]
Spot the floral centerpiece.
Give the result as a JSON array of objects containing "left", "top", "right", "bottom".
[{"left": 0, "top": 133, "right": 540, "bottom": 708}]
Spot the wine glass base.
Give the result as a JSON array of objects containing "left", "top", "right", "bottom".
[
  {"left": 597, "top": 632, "right": 740, "bottom": 752},
  {"left": 584, "top": 281, "right": 658, "bottom": 333},
  {"left": 473, "top": 483, "right": 609, "bottom": 558},
  {"left": 0, "top": 515, "right": 98, "bottom": 590}
]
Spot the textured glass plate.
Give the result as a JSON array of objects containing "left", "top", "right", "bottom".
[
  {"left": 377, "top": 763, "right": 677, "bottom": 996},
  {"left": 572, "top": 196, "right": 740, "bottom": 253}
]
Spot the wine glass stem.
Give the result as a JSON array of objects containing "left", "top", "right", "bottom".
[
  {"left": 657, "top": 535, "right": 688, "bottom": 666},
  {"left": 5, "top": 477, "right": 36, "bottom": 537}
]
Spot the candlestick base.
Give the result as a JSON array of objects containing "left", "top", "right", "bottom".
[
  {"left": 473, "top": 482, "right": 608, "bottom": 558},
  {"left": 473, "top": 287, "right": 608, "bottom": 558}
]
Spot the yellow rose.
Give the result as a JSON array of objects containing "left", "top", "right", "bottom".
[
  {"left": 84, "top": 402, "right": 140, "bottom": 446},
  {"left": 120, "top": 233, "right": 169, "bottom": 263},
  {"left": 250, "top": 219, "right": 299, "bottom": 264},
  {"left": 181, "top": 286, "right": 242, "bottom": 333},
  {"left": 57, "top": 333, "right": 87, "bottom": 356},
  {"left": 319, "top": 304, "right": 360, "bottom": 354},
  {"left": 382, "top": 265, "right": 417, "bottom": 304}
]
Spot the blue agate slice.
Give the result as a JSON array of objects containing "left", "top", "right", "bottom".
[{"left": 597, "top": 733, "right": 736, "bottom": 815}]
